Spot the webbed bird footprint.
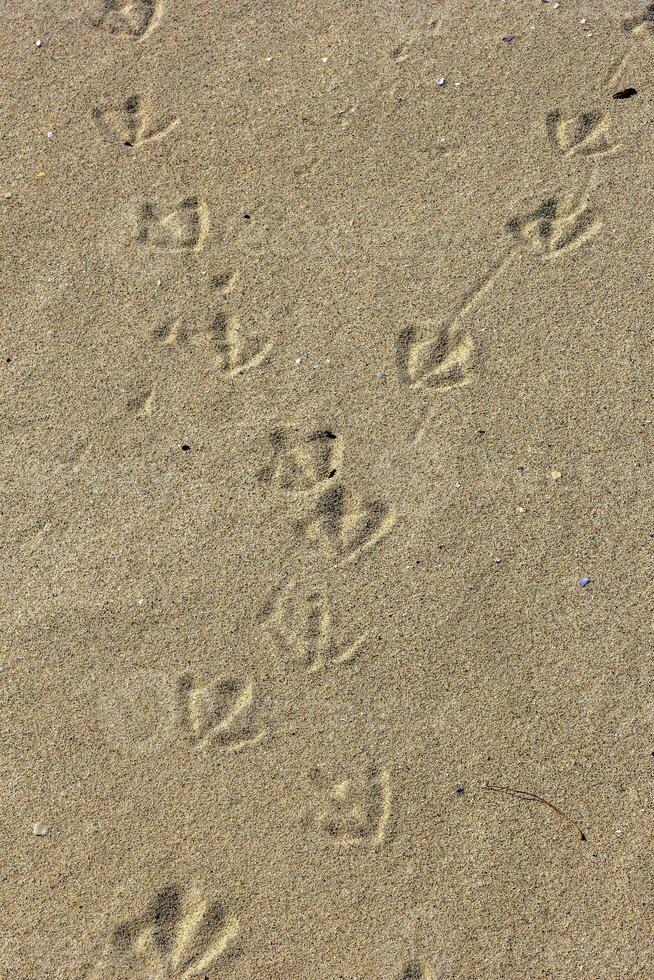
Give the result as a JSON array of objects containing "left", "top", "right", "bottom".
[
  {"left": 294, "top": 483, "right": 395, "bottom": 564},
  {"left": 257, "top": 426, "right": 341, "bottom": 493},
  {"left": 91, "top": 0, "right": 162, "bottom": 39},
  {"left": 106, "top": 883, "right": 241, "bottom": 979},
  {"left": 545, "top": 109, "right": 617, "bottom": 158},
  {"left": 306, "top": 765, "right": 393, "bottom": 847},
  {"left": 397, "top": 324, "right": 474, "bottom": 391},
  {"left": 506, "top": 189, "right": 601, "bottom": 259},
  {"left": 93, "top": 94, "right": 179, "bottom": 147},
  {"left": 134, "top": 196, "right": 207, "bottom": 251},
  {"left": 176, "top": 674, "right": 265, "bottom": 751},
  {"left": 258, "top": 574, "right": 367, "bottom": 673}
]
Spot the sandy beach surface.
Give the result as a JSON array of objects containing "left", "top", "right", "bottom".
[{"left": 1, "top": 0, "right": 652, "bottom": 977}]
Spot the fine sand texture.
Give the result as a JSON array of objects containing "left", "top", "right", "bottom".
[{"left": 1, "top": 0, "right": 653, "bottom": 977}]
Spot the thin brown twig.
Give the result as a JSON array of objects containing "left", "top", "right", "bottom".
[{"left": 485, "top": 782, "right": 587, "bottom": 842}]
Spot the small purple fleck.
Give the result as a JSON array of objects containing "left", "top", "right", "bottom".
[
  {"left": 579, "top": 577, "right": 591, "bottom": 588},
  {"left": 503, "top": 34, "right": 514, "bottom": 42}
]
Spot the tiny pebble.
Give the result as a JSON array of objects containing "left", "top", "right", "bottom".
[
  {"left": 437, "top": 77, "right": 446, "bottom": 86},
  {"left": 4, "top": 192, "right": 12, "bottom": 199},
  {"left": 47, "top": 131, "right": 54, "bottom": 139},
  {"left": 580, "top": 18, "right": 586, "bottom": 24},
  {"left": 579, "top": 577, "right": 591, "bottom": 588},
  {"left": 553, "top": 2, "right": 559, "bottom": 7},
  {"left": 494, "top": 557, "right": 502, "bottom": 564},
  {"left": 295, "top": 357, "right": 302, "bottom": 366},
  {"left": 35, "top": 39, "right": 43, "bottom": 48},
  {"left": 551, "top": 470, "right": 562, "bottom": 480},
  {"left": 502, "top": 34, "right": 514, "bottom": 42},
  {"left": 33, "top": 822, "right": 48, "bottom": 836}
]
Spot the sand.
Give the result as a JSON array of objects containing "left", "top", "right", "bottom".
[{"left": 1, "top": 0, "right": 653, "bottom": 977}]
